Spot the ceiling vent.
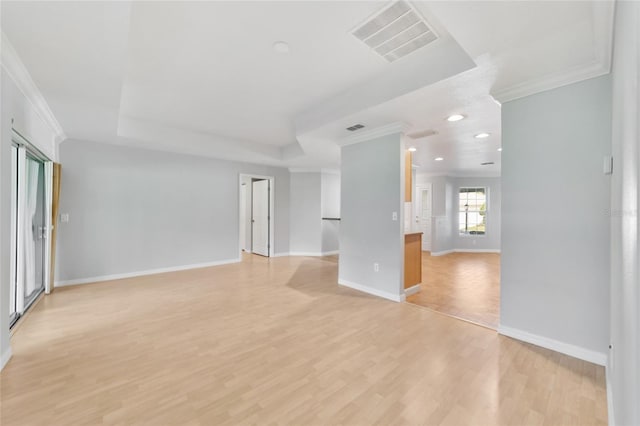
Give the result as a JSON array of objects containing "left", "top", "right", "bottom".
[
  {"left": 351, "top": 1, "right": 438, "bottom": 62},
  {"left": 481, "top": 162, "right": 495, "bottom": 166},
  {"left": 346, "top": 124, "right": 365, "bottom": 131}
]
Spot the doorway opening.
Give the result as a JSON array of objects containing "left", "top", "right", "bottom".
[
  {"left": 238, "top": 174, "right": 275, "bottom": 258},
  {"left": 405, "top": 178, "right": 501, "bottom": 330},
  {"left": 9, "top": 131, "right": 53, "bottom": 328}
]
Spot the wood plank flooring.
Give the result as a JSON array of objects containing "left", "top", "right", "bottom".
[
  {"left": 406, "top": 252, "right": 500, "bottom": 329},
  {"left": 1, "top": 254, "right": 606, "bottom": 425}
]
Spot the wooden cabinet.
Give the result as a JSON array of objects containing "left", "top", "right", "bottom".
[
  {"left": 404, "top": 232, "right": 422, "bottom": 289},
  {"left": 405, "top": 150, "right": 412, "bottom": 202}
]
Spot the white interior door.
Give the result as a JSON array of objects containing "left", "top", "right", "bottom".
[
  {"left": 416, "top": 186, "right": 432, "bottom": 251},
  {"left": 251, "top": 179, "right": 270, "bottom": 257}
]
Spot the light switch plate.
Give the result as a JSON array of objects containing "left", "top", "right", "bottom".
[
  {"left": 603, "top": 156, "right": 613, "bottom": 175},
  {"left": 392, "top": 211, "right": 398, "bottom": 221},
  {"left": 60, "top": 213, "right": 69, "bottom": 223}
]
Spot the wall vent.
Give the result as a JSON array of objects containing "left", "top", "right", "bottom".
[
  {"left": 346, "top": 124, "right": 365, "bottom": 131},
  {"left": 351, "top": 1, "right": 438, "bottom": 62}
]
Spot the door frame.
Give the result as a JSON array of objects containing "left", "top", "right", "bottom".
[
  {"left": 415, "top": 184, "right": 432, "bottom": 252},
  {"left": 238, "top": 174, "right": 275, "bottom": 258},
  {"left": 11, "top": 130, "right": 53, "bottom": 326}
]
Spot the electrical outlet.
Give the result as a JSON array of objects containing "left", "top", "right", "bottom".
[
  {"left": 374, "top": 263, "right": 379, "bottom": 272},
  {"left": 60, "top": 213, "right": 69, "bottom": 223},
  {"left": 392, "top": 212, "right": 398, "bottom": 221}
]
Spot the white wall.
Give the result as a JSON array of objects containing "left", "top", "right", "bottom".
[
  {"left": 500, "top": 75, "right": 611, "bottom": 363},
  {"left": 339, "top": 133, "right": 404, "bottom": 301},
  {"left": 609, "top": 2, "right": 640, "bottom": 424},
  {"left": 321, "top": 171, "right": 340, "bottom": 254},
  {"left": 289, "top": 172, "right": 322, "bottom": 255},
  {"left": 55, "top": 139, "right": 290, "bottom": 283},
  {"left": 415, "top": 174, "right": 501, "bottom": 253},
  {"left": 1, "top": 67, "right": 60, "bottom": 369}
]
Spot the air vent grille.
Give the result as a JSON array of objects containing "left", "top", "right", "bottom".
[
  {"left": 352, "top": 1, "right": 438, "bottom": 62},
  {"left": 481, "top": 162, "right": 495, "bottom": 166},
  {"left": 346, "top": 124, "right": 365, "bottom": 131}
]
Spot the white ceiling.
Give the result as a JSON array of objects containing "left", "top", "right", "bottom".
[{"left": 1, "top": 1, "right": 614, "bottom": 175}]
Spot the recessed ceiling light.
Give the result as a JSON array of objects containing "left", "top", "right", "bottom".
[
  {"left": 273, "top": 41, "right": 290, "bottom": 54},
  {"left": 447, "top": 114, "right": 465, "bottom": 122},
  {"left": 434, "top": 157, "right": 444, "bottom": 161},
  {"left": 408, "top": 147, "right": 417, "bottom": 152},
  {"left": 497, "top": 147, "right": 503, "bottom": 152},
  {"left": 475, "top": 132, "right": 490, "bottom": 139}
]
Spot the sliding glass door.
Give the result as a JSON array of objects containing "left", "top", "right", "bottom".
[
  {"left": 23, "top": 154, "right": 46, "bottom": 309},
  {"left": 10, "top": 140, "right": 49, "bottom": 327}
]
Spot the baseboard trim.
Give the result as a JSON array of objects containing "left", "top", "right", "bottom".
[
  {"left": 338, "top": 279, "right": 403, "bottom": 302},
  {"left": 606, "top": 363, "right": 615, "bottom": 426},
  {"left": 54, "top": 258, "right": 242, "bottom": 287},
  {"left": 430, "top": 250, "right": 454, "bottom": 256},
  {"left": 404, "top": 284, "right": 421, "bottom": 296},
  {"left": 1, "top": 347, "right": 12, "bottom": 371},
  {"left": 273, "top": 252, "right": 289, "bottom": 257},
  {"left": 498, "top": 325, "right": 607, "bottom": 366}
]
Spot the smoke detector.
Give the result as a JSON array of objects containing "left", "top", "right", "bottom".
[{"left": 351, "top": 1, "right": 438, "bottom": 62}]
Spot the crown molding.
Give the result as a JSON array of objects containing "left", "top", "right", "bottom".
[
  {"left": 337, "top": 122, "right": 410, "bottom": 147},
  {"left": 491, "top": 60, "right": 610, "bottom": 105},
  {"left": 492, "top": 1, "right": 614, "bottom": 104},
  {"left": 1, "top": 32, "right": 66, "bottom": 143}
]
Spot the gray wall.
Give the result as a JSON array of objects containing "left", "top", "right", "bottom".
[
  {"left": 321, "top": 172, "right": 340, "bottom": 253},
  {"left": 339, "top": 133, "right": 403, "bottom": 300},
  {"left": 609, "top": 2, "right": 640, "bottom": 424},
  {"left": 501, "top": 75, "right": 611, "bottom": 357},
  {"left": 289, "top": 172, "right": 322, "bottom": 255},
  {"left": 56, "top": 139, "right": 290, "bottom": 282}
]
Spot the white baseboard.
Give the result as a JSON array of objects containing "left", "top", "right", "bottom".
[
  {"left": 430, "top": 249, "right": 454, "bottom": 256},
  {"left": 338, "top": 279, "right": 403, "bottom": 302},
  {"left": 606, "top": 362, "right": 615, "bottom": 426},
  {"left": 55, "top": 257, "right": 242, "bottom": 287},
  {"left": 273, "top": 252, "right": 289, "bottom": 257},
  {"left": 321, "top": 250, "right": 340, "bottom": 256},
  {"left": 404, "top": 284, "right": 421, "bottom": 296},
  {"left": 498, "top": 325, "right": 607, "bottom": 366},
  {"left": 1, "top": 347, "right": 12, "bottom": 371}
]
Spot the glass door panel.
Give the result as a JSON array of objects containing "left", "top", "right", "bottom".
[{"left": 23, "top": 155, "right": 46, "bottom": 309}]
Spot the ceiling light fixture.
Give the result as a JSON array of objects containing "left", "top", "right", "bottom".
[
  {"left": 475, "top": 132, "right": 490, "bottom": 139},
  {"left": 273, "top": 41, "right": 290, "bottom": 54},
  {"left": 434, "top": 157, "right": 444, "bottom": 161},
  {"left": 408, "top": 147, "right": 417, "bottom": 152},
  {"left": 497, "top": 147, "right": 503, "bottom": 152},
  {"left": 447, "top": 114, "right": 465, "bottom": 122}
]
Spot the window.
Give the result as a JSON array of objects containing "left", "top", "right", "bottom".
[{"left": 459, "top": 187, "right": 486, "bottom": 235}]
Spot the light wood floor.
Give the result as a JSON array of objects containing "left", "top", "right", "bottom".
[
  {"left": 406, "top": 252, "right": 500, "bottom": 329},
  {"left": 1, "top": 254, "right": 606, "bottom": 425}
]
